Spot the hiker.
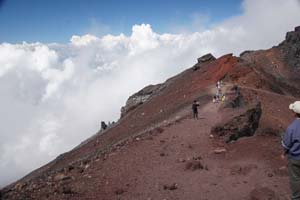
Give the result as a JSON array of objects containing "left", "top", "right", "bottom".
[
  {"left": 216, "top": 81, "right": 220, "bottom": 91},
  {"left": 217, "top": 81, "right": 221, "bottom": 89},
  {"left": 233, "top": 85, "right": 240, "bottom": 96},
  {"left": 213, "top": 95, "right": 217, "bottom": 103},
  {"left": 216, "top": 90, "right": 220, "bottom": 102},
  {"left": 221, "top": 94, "right": 226, "bottom": 102},
  {"left": 282, "top": 101, "right": 300, "bottom": 200},
  {"left": 101, "top": 121, "right": 107, "bottom": 130},
  {"left": 192, "top": 100, "right": 200, "bottom": 119}
]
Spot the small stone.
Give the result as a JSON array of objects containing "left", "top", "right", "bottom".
[
  {"left": 185, "top": 160, "right": 204, "bottom": 171},
  {"left": 78, "top": 168, "right": 84, "bottom": 173},
  {"left": 193, "top": 156, "right": 202, "bottom": 160},
  {"left": 160, "top": 153, "right": 166, "bottom": 157},
  {"left": 115, "top": 188, "right": 125, "bottom": 195},
  {"left": 163, "top": 183, "right": 178, "bottom": 190},
  {"left": 279, "top": 166, "right": 287, "bottom": 171},
  {"left": 67, "top": 165, "right": 74, "bottom": 171},
  {"left": 61, "top": 186, "right": 74, "bottom": 194},
  {"left": 14, "top": 182, "right": 27, "bottom": 190},
  {"left": 214, "top": 148, "right": 227, "bottom": 154},
  {"left": 54, "top": 173, "right": 71, "bottom": 182}
]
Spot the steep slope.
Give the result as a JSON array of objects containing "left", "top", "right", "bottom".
[{"left": 1, "top": 27, "right": 300, "bottom": 200}]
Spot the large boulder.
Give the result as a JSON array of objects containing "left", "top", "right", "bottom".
[
  {"left": 197, "top": 53, "right": 216, "bottom": 64},
  {"left": 120, "top": 84, "right": 164, "bottom": 118},
  {"left": 193, "top": 53, "right": 216, "bottom": 70},
  {"left": 211, "top": 102, "right": 262, "bottom": 143}
]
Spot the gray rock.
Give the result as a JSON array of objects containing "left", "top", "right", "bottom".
[
  {"left": 197, "top": 53, "right": 216, "bottom": 64},
  {"left": 193, "top": 53, "right": 216, "bottom": 71},
  {"left": 120, "top": 84, "right": 164, "bottom": 118},
  {"left": 211, "top": 102, "right": 262, "bottom": 143}
]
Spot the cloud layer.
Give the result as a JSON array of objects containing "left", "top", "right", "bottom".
[{"left": 1, "top": 0, "right": 300, "bottom": 187}]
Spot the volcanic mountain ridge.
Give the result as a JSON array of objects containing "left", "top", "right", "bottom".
[{"left": 1, "top": 26, "right": 300, "bottom": 200}]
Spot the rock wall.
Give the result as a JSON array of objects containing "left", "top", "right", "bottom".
[{"left": 280, "top": 26, "right": 300, "bottom": 69}]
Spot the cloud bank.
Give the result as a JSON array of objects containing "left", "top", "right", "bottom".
[{"left": 1, "top": 0, "right": 300, "bottom": 187}]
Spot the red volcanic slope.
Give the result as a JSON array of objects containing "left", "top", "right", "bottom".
[{"left": 1, "top": 27, "right": 300, "bottom": 200}]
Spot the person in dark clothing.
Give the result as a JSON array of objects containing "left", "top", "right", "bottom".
[
  {"left": 233, "top": 85, "right": 240, "bottom": 95},
  {"left": 192, "top": 100, "right": 200, "bottom": 119},
  {"left": 282, "top": 101, "right": 300, "bottom": 200}
]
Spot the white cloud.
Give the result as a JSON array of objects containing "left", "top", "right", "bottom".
[
  {"left": 70, "top": 34, "right": 98, "bottom": 46},
  {"left": 1, "top": 0, "right": 300, "bottom": 187}
]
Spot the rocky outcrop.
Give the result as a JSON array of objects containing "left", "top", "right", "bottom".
[
  {"left": 193, "top": 53, "right": 216, "bottom": 70},
  {"left": 211, "top": 102, "right": 262, "bottom": 143},
  {"left": 120, "top": 83, "right": 165, "bottom": 118},
  {"left": 197, "top": 53, "right": 216, "bottom": 63},
  {"left": 239, "top": 50, "right": 254, "bottom": 57},
  {"left": 279, "top": 26, "right": 300, "bottom": 69}
]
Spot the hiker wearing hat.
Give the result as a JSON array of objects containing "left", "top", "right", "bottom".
[{"left": 282, "top": 101, "right": 300, "bottom": 200}]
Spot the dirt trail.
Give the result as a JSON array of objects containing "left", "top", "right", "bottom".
[{"left": 67, "top": 93, "right": 290, "bottom": 200}]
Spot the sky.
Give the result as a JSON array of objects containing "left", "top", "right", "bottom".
[
  {"left": 0, "top": 0, "right": 242, "bottom": 43},
  {"left": 1, "top": 0, "right": 300, "bottom": 188}
]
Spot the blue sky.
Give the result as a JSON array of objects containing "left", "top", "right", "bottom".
[{"left": 0, "top": 0, "right": 242, "bottom": 43}]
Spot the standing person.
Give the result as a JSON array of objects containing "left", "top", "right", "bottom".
[
  {"left": 216, "top": 89, "right": 220, "bottom": 102},
  {"left": 192, "top": 100, "right": 200, "bottom": 119},
  {"left": 216, "top": 81, "right": 222, "bottom": 102},
  {"left": 221, "top": 94, "right": 226, "bottom": 102},
  {"left": 213, "top": 95, "right": 217, "bottom": 103},
  {"left": 282, "top": 101, "right": 300, "bottom": 200}
]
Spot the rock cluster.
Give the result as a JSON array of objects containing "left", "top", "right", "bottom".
[{"left": 211, "top": 102, "right": 262, "bottom": 143}]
